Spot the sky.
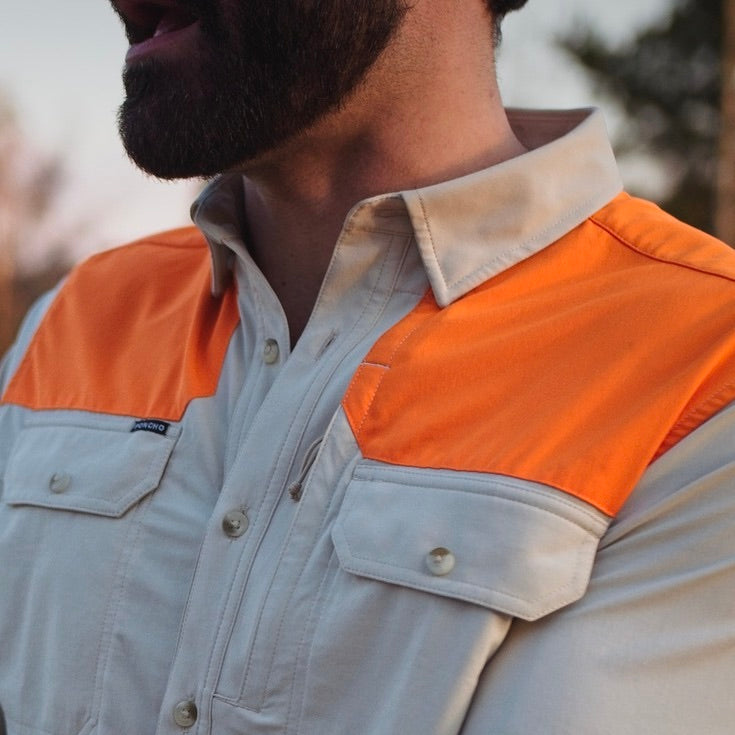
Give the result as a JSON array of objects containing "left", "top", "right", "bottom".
[{"left": 0, "top": 0, "right": 675, "bottom": 267}]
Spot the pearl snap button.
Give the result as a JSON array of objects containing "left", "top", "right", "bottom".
[
  {"left": 222, "top": 509, "right": 249, "bottom": 538},
  {"left": 426, "top": 547, "right": 455, "bottom": 576},
  {"left": 263, "top": 338, "right": 280, "bottom": 364},
  {"left": 173, "top": 700, "right": 198, "bottom": 728},
  {"left": 49, "top": 472, "right": 71, "bottom": 494}
]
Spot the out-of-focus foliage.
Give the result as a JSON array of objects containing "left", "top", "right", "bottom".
[
  {"left": 560, "top": 0, "right": 722, "bottom": 235},
  {"left": 0, "top": 93, "right": 72, "bottom": 355}
]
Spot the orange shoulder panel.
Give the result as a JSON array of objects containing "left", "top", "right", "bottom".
[
  {"left": 343, "top": 194, "right": 735, "bottom": 517},
  {"left": 2, "top": 227, "right": 240, "bottom": 420}
]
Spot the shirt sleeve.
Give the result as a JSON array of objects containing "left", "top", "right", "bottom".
[
  {"left": 460, "top": 400, "right": 735, "bottom": 735},
  {"left": 0, "top": 286, "right": 60, "bottom": 394},
  {"left": 0, "top": 287, "right": 60, "bottom": 503}
]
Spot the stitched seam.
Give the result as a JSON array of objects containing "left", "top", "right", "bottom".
[
  {"left": 448, "top": 197, "right": 610, "bottom": 292},
  {"left": 392, "top": 285, "right": 429, "bottom": 297},
  {"left": 91, "top": 493, "right": 153, "bottom": 727},
  {"left": 589, "top": 215, "right": 735, "bottom": 283},
  {"left": 236, "top": 235, "right": 401, "bottom": 703},
  {"left": 336, "top": 556, "right": 587, "bottom": 619},
  {"left": 4, "top": 713, "right": 80, "bottom": 735},
  {"left": 352, "top": 479, "right": 598, "bottom": 532},
  {"left": 211, "top": 230, "right": 413, "bottom": 707},
  {"left": 418, "top": 193, "right": 612, "bottom": 297},
  {"left": 284, "top": 453, "right": 358, "bottom": 731},
  {"left": 279, "top": 456, "right": 357, "bottom": 726},
  {"left": 347, "top": 366, "right": 388, "bottom": 439},
  {"left": 166, "top": 538, "right": 211, "bottom": 719},
  {"left": 22, "top": 414, "right": 182, "bottom": 438},
  {"left": 416, "top": 191, "right": 443, "bottom": 287},
  {"left": 254, "top": 431, "right": 339, "bottom": 710},
  {"left": 659, "top": 378, "right": 735, "bottom": 454},
  {"left": 285, "top": 549, "right": 340, "bottom": 735},
  {"left": 255, "top": 444, "right": 356, "bottom": 709},
  {"left": 239, "top": 432, "right": 316, "bottom": 707},
  {"left": 226, "top": 266, "right": 270, "bottom": 458},
  {"left": 245, "top": 232, "right": 404, "bottom": 706},
  {"left": 308, "top": 200, "right": 378, "bottom": 317},
  {"left": 229, "top": 238, "right": 402, "bottom": 707},
  {"left": 1, "top": 285, "right": 69, "bottom": 405},
  {"left": 1, "top": 241, "right": 206, "bottom": 405},
  {"left": 352, "top": 467, "right": 608, "bottom": 528},
  {"left": 344, "top": 225, "right": 414, "bottom": 237},
  {"left": 205, "top": 411, "right": 294, "bottom": 712},
  {"left": 338, "top": 484, "right": 592, "bottom": 615},
  {"left": 588, "top": 215, "right": 735, "bottom": 455},
  {"left": 80, "top": 235, "right": 205, "bottom": 264},
  {"left": 201, "top": 323, "right": 295, "bottom": 711},
  {"left": 6, "top": 430, "right": 174, "bottom": 516},
  {"left": 24, "top": 418, "right": 145, "bottom": 431},
  {"left": 346, "top": 293, "right": 435, "bottom": 440}
]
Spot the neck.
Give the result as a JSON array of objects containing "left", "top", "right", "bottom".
[{"left": 238, "top": 0, "right": 526, "bottom": 345}]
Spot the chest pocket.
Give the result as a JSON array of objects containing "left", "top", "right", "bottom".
[
  {"left": 332, "top": 462, "right": 609, "bottom": 621},
  {"left": 3, "top": 417, "right": 178, "bottom": 515},
  {"left": 0, "top": 413, "right": 179, "bottom": 735},
  {"left": 290, "top": 462, "right": 611, "bottom": 734}
]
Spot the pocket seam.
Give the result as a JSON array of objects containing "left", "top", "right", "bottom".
[
  {"left": 3, "top": 422, "right": 178, "bottom": 517},
  {"left": 352, "top": 462, "right": 608, "bottom": 531},
  {"left": 332, "top": 471, "right": 604, "bottom": 620}
]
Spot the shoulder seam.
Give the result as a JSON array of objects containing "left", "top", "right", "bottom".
[
  {"left": 83, "top": 228, "right": 205, "bottom": 263},
  {"left": 588, "top": 214, "right": 735, "bottom": 284}
]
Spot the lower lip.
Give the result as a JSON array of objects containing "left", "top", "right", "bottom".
[{"left": 125, "top": 19, "right": 201, "bottom": 64}]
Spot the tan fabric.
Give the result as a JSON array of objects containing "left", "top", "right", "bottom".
[{"left": 0, "top": 109, "right": 734, "bottom": 735}]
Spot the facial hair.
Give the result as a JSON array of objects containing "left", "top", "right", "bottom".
[{"left": 116, "top": 0, "right": 408, "bottom": 180}]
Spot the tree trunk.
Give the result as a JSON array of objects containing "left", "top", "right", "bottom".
[
  {"left": 717, "top": 0, "right": 735, "bottom": 245},
  {"left": 0, "top": 209, "right": 16, "bottom": 357}
]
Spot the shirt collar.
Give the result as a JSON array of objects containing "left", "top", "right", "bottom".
[{"left": 193, "top": 108, "right": 623, "bottom": 304}]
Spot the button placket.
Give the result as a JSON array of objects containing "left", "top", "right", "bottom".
[{"left": 159, "top": 213, "right": 420, "bottom": 719}]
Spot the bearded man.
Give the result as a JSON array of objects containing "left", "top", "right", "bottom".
[{"left": 1, "top": 1, "right": 734, "bottom": 733}]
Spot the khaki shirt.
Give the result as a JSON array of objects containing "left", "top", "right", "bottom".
[{"left": 1, "top": 109, "right": 735, "bottom": 734}]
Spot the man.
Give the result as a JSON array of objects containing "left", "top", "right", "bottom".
[{"left": 0, "top": 0, "right": 734, "bottom": 733}]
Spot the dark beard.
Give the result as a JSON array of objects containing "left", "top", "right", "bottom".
[{"left": 117, "top": 0, "right": 408, "bottom": 179}]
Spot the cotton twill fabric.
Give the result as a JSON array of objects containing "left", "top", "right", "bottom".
[{"left": 1, "top": 109, "right": 735, "bottom": 735}]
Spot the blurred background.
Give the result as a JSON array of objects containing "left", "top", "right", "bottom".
[{"left": 0, "top": 0, "right": 733, "bottom": 354}]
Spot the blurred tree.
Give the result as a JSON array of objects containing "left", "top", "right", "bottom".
[
  {"left": 717, "top": 0, "right": 735, "bottom": 243},
  {"left": 0, "top": 93, "right": 71, "bottom": 355},
  {"left": 560, "top": 0, "right": 726, "bottom": 239}
]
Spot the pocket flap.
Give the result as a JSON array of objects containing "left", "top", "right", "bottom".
[
  {"left": 4, "top": 418, "right": 179, "bottom": 517},
  {"left": 332, "top": 463, "right": 610, "bottom": 621}
]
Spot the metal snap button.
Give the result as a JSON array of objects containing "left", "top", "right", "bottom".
[
  {"left": 173, "top": 699, "right": 198, "bottom": 728},
  {"left": 222, "top": 509, "right": 249, "bottom": 538},
  {"left": 426, "top": 547, "right": 455, "bottom": 576},
  {"left": 263, "top": 338, "right": 280, "bottom": 364},
  {"left": 49, "top": 472, "right": 71, "bottom": 494}
]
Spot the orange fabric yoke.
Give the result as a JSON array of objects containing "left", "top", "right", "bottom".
[
  {"left": 2, "top": 228, "right": 240, "bottom": 421},
  {"left": 344, "top": 194, "right": 735, "bottom": 517}
]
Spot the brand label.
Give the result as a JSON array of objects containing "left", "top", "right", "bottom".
[{"left": 131, "top": 419, "right": 170, "bottom": 436}]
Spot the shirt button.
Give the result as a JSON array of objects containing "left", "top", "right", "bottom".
[
  {"left": 49, "top": 472, "right": 71, "bottom": 494},
  {"left": 426, "top": 547, "right": 455, "bottom": 576},
  {"left": 173, "top": 700, "right": 198, "bottom": 728},
  {"left": 222, "top": 509, "right": 249, "bottom": 538},
  {"left": 263, "top": 338, "right": 280, "bottom": 364}
]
